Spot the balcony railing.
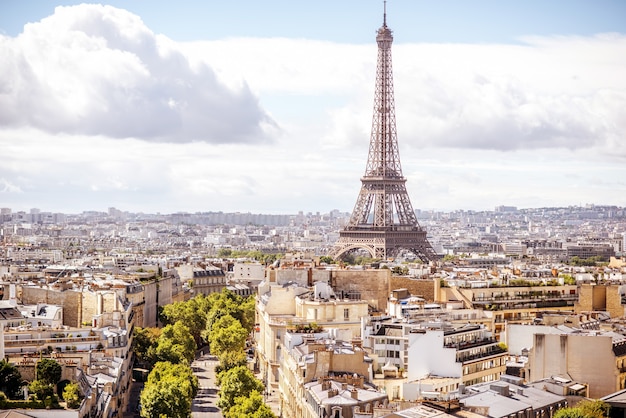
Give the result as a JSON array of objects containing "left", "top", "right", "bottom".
[
  {"left": 473, "top": 294, "right": 578, "bottom": 303},
  {"left": 445, "top": 337, "right": 497, "bottom": 351},
  {"left": 4, "top": 335, "right": 101, "bottom": 347},
  {"left": 457, "top": 346, "right": 507, "bottom": 363}
]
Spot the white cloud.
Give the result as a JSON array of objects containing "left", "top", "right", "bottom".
[
  {"left": 184, "top": 33, "right": 626, "bottom": 157},
  {"left": 0, "top": 4, "right": 274, "bottom": 144},
  {"left": 0, "top": 178, "right": 22, "bottom": 194},
  {"left": 0, "top": 4, "right": 625, "bottom": 214},
  {"left": 393, "top": 36, "right": 626, "bottom": 154}
]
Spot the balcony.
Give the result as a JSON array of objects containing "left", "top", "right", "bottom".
[
  {"left": 473, "top": 293, "right": 578, "bottom": 304},
  {"left": 444, "top": 337, "right": 497, "bottom": 351},
  {"left": 4, "top": 335, "right": 101, "bottom": 347},
  {"left": 457, "top": 345, "right": 507, "bottom": 363}
]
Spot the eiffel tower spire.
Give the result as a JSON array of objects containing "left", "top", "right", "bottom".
[{"left": 329, "top": 5, "right": 437, "bottom": 262}]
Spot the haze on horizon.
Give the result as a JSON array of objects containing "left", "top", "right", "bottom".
[{"left": 1, "top": 0, "right": 625, "bottom": 215}]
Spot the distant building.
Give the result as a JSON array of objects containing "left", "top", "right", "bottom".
[
  {"left": 176, "top": 265, "right": 226, "bottom": 296},
  {"left": 575, "top": 283, "right": 626, "bottom": 318}
]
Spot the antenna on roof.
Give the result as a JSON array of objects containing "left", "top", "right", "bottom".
[{"left": 383, "top": 0, "right": 387, "bottom": 27}]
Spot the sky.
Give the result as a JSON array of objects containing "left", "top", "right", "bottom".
[{"left": 1, "top": 0, "right": 625, "bottom": 215}]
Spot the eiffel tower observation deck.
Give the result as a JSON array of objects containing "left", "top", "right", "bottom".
[{"left": 329, "top": 4, "right": 438, "bottom": 263}]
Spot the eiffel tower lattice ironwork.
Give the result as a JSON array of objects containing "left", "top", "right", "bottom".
[{"left": 329, "top": 7, "right": 437, "bottom": 263}]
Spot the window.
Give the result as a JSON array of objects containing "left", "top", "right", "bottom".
[{"left": 344, "top": 308, "right": 349, "bottom": 320}]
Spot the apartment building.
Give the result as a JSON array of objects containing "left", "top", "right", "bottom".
[
  {"left": 443, "top": 284, "right": 579, "bottom": 336},
  {"left": 460, "top": 375, "right": 568, "bottom": 418},
  {"left": 529, "top": 329, "right": 626, "bottom": 398},
  {"left": 2, "top": 295, "right": 135, "bottom": 418},
  {"left": 175, "top": 264, "right": 226, "bottom": 296},
  {"left": 256, "top": 280, "right": 369, "bottom": 389},
  {"left": 575, "top": 283, "right": 626, "bottom": 318},
  {"left": 407, "top": 324, "right": 507, "bottom": 388},
  {"left": 280, "top": 331, "right": 385, "bottom": 418},
  {"left": 302, "top": 377, "right": 389, "bottom": 418},
  {"left": 256, "top": 264, "right": 392, "bottom": 389}
]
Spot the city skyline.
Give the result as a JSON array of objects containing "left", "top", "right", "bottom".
[{"left": 1, "top": 0, "right": 625, "bottom": 215}]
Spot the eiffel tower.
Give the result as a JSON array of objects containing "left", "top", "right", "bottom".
[{"left": 329, "top": 4, "right": 437, "bottom": 263}]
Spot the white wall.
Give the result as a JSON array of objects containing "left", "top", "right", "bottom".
[
  {"left": 504, "top": 324, "right": 565, "bottom": 355},
  {"left": 407, "top": 330, "right": 461, "bottom": 380}
]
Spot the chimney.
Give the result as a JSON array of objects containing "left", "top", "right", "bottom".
[{"left": 351, "top": 389, "right": 359, "bottom": 400}]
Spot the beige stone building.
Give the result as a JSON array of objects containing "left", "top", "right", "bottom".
[
  {"left": 575, "top": 283, "right": 626, "bottom": 319},
  {"left": 279, "top": 331, "right": 388, "bottom": 418},
  {"left": 302, "top": 377, "right": 389, "bottom": 418},
  {"left": 442, "top": 284, "right": 579, "bottom": 336},
  {"left": 529, "top": 329, "right": 626, "bottom": 398},
  {"left": 256, "top": 279, "right": 369, "bottom": 389},
  {"left": 176, "top": 264, "right": 227, "bottom": 296},
  {"left": 3, "top": 295, "right": 135, "bottom": 418},
  {"left": 256, "top": 265, "right": 392, "bottom": 388}
]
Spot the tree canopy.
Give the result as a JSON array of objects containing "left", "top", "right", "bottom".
[
  {"left": 140, "top": 361, "right": 198, "bottom": 418},
  {"left": 36, "top": 358, "right": 62, "bottom": 385},
  {"left": 204, "top": 289, "right": 255, "bottom": 338},
  {"left": 208, "top": 314, "right": 248, "bottom": 358},
  {"left": 28, "top": 379, "right": 55, "bottom": 402},
  {"left": 217, "top": 365, "right": 264, "bottom": 413},
  {"left": 216, "top": 249, "right": 282, "bottom": 265},
  {"left": 62, "top": 382, "right": 82, "bottom": 409},
  {"left": 226, "top": 390, "right": 276, "bottom": 418},
  {"left": 554, "top": 400, "right": 610, "bottom": 418},
  {"left": 215, "top": 350, "right": 248, "bottom": 381},
  {"left": 156, "top": 322, "right": 196, "bottom": 365},
  {"left": 160, "top": 294, "right": 211, "bottom": 345},
  {"left": 146, "top": 361, "right": 198, "bottom": 399},
  {"left": 132, "top": 327, "right": 161, "bottom": 369},
  {"left": 0, "top": 360, "right": 24, "bottom": 399}
]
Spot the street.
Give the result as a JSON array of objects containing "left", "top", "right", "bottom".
[{"left": 191, "top": 353, "right": 222, "bottom": 418}]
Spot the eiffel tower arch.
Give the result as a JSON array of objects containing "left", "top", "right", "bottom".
[{"left": 329, "top": 5, "right": 438, "bottom": 263}]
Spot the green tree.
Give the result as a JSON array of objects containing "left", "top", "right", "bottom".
[
  {"left": 160, "top": 295, "right": 210, "bottom": 345},
  {"left": 36, "top": 358, "right": 62, "bottom": 385},
  {"left": 354, "top": 255, "right": 379, "bottom": 265},
  {"left": 146, "top": 362, "right": 198, "bottom": 399},
  {"left": 62, "top": 382, "right": 82, "bottom": 409},
  {"left": 319, "top": 256, "right": 335, "bottom": 265},
  {"left": 226, "top": 390, "right": 276, "bottom": 418},
  {"left": 28, "top": 379, "right": 54, "bottom": 401},
  {"left": 215, "top": 350, "right": 248, "bottom": 385},
  {"left": 217, "top": 365, "right": 264, "bottom": 414},
  {"left": 204, "top": 289, "right": 253, "bottom": 337},
  {"left": 391, "top": 266, "right": 409, "bottom": 275},
  {"left": 156, "top": 322, "right": 196, "bottom": 365},
  {"left": 208, "top": 314, "right": 248, "bottom": 358},
  {"left": 132, "top": 327, "right": 161, "bottom": 369},
  {"left": 554, "top": 400, "right": 610, "bottom": 418},
  {"left": 140, "top": 377, "right": 192, "bottom": 418},
  {"left": 561, "top": 274, "right": 577, "bottom": 285},
  {"left": 239, "top": 296, "right": 256, "bottom": 333},
  {"left": 140, "top": 361, "right": 198, "bottom": 418},
  {"left": 217, "top": 248, "right": 232, "bottom": 258},
  {"left": 0, "top": 359, "right": 24, "bottom": 399}
]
